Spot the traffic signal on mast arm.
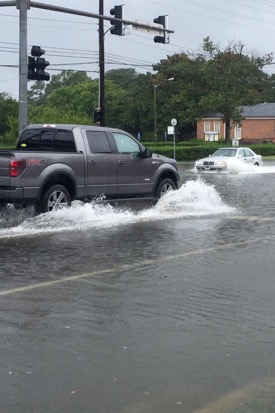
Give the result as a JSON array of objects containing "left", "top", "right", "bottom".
[
  {"left": 153, "top": 15, "right": 167, "bottom": 44},
  {"left": 110, "top": 5, "right": 124, "bottom": 36},
  {"left": 28, "top": 46, "right": 50, "bottom": 81}
]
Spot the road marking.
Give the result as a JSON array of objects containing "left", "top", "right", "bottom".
[{"left": 1, "top": 234, "right": 275, "bottom": 297}]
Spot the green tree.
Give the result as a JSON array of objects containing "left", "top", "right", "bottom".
[
  {"left": 105, "top": 68, "right": 138, "bottom": 89},
  {"left": 153, "top": 52, "right": 207, "bottom": 139},
  {"left": 0, "top": 93, "right": 18, "bottom": 144},
  {"left": 45, "top": 80, "right": 98, "bottom": 119},
  {"left": 199, "top": 37, "right": 272, "bottom": 141},
  {"left": 105, "top": 69, "right": 154, "bottom": 137},
  {"left": 28, "top": 70, "right": 91, "bottom": 106},
  {"left": 28, "top": 105, "right": 91, "bottom": 125},
  {"left": 44, "top": 70, "right": 91, "bottom": 96},
  {"left": 153, "top": 38, "right": 273, "bottom": 141},
  {"left": 28, "top": 81, "right": 46, "bottom": 106}
]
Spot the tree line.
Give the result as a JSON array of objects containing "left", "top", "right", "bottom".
[{"left": 1, "top": 37, "right": 275, "bottom": 146}]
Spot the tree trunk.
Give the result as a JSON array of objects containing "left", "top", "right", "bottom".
[{"left": 225, "top": 119, "right": 231, "bottom": 144}]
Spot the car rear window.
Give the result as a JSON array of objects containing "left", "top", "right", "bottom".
[{"left": 17, "top": 128, "right": 76, "bottom": 152}]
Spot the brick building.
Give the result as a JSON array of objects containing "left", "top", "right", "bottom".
[{"left": 197, "top": 103, "right": 275, "bottom": 144}]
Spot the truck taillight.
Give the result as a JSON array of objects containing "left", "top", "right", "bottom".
[{"left": 9, "top": 159, "right": 26, "bottom": 177}]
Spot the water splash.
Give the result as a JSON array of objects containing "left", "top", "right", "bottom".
[
  {"left": 0, "top": 180, "right": 236, "bottom": 238},
  {"left": 193, "top": 159, "right": 275, "bottom": 175}
]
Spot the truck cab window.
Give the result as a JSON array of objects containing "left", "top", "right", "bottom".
[
  {"left": 17, "top": 128, "right": 76, "bottom": 152},
  {"left": 86, "top": 131, "right": 111, "bottom": 153},
  {"left": 40, "top": 130, "right": 54, "bottom": 150},
  {"left": 53, "top": 130, "right": 76, "bottom": 152},
  {"left": 17, "top": 129, "right": 40, "bottom": 150},
  {"left": 112, "top": 133, "right": 140, "bottom": 154}
]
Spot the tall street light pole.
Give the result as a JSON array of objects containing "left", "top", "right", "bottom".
[{"left": 153, "top": 77, "right": 174, "bottom": 142}]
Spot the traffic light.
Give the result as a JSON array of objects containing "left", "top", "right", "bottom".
[
  {"left": 153, "top": 15, "right": 167, "bottom": 44},
  {"left": 28, "top": 46, "right": 50, "bottom": 81},
  {"left": 93, "top": 108, "right": 102, "bottom": 124},
  {"left": 110, "top": 5, "right": 123, "bottom": 36}
]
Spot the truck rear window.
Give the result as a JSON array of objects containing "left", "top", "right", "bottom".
[{"left": 17, "top": 128, "right": 76, "bottom": 152}]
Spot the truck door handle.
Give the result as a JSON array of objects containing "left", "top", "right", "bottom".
[
  {"left": 118, "top": 160, "right": 125, "bottom": 165},
  {"left": 89, "top": 160, "right": 96, "bottom": 166}
]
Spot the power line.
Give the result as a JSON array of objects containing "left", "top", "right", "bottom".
[
  {"left": 0, "top": 12, "right": 98, "bottom": 25},
  {"left": 148, "top": 0, "right": 275, "bottom": 32}
]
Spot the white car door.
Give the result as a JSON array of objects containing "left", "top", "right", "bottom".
[{"left": 243, "top": 148, "right": 256, "bottom": 164}]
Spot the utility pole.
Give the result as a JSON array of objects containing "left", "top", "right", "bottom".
[
  {"left": 17, "top": 0, "right": 29, "bottom": 135},
  {"left": 98, "top": 0, "right": 105, "bottom": 126}
]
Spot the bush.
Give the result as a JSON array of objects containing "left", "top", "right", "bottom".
[
  {"left": 145, "top": 142, "right": 275, "bottom": 161},
  {"left": 249, "top": 143, "right": 275, "bottom": 156}
]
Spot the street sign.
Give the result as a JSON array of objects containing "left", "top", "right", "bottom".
[
  {"left": 171, "top": 118, "right": 177, "bottom": 126},
  {"left": 167, "top": 126, "right": 174, "bottom": 135}
]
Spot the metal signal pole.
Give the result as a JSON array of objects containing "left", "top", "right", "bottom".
[
  {"left": 98, "top": 0, "right": 105, "bottom": 126},
  {"left": 17, "top": 0, "right": 29, "bottom": 135}
]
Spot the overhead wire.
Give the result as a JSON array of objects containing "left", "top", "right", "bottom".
[
  {"left": 0, "top": 2, "right": 275, "bottom": 76},
  {"left": 147, "top": 0, "right": 275, "bottom": 31}
]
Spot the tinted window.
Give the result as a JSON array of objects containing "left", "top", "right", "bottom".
[
  {"left": 86, "top": 131, "right": 111, "bottom": 153},
  {"left": 17, "top": 128, "right": 76, "bottom": 152},
  {"left": 17, "top": 129, "right": 40, "bottom": 150},
  {"left": 53, "top": 130, "right": 76, "bottom": 152},
  {"left": 40, "top": 130, "right": 54, "bottom": 151},
  {"left": 112, "top": 133, "right": 140, "bottom": 154}
]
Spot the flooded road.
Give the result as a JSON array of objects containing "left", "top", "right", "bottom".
[{"left": 1, "top": 161, "right": 275, "bottom": 412}]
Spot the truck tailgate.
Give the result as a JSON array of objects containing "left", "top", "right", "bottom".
[{"left": 0, "top": 151, "right": 13, "bottom": 186}]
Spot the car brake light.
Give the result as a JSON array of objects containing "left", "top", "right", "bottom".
[{"left": 9, "top": 159, "right": 26, "bottom": 177}]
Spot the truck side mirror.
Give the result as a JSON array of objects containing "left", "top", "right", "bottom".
[{"left": 142, "top": 147, "right": 152, "bottom": 158}]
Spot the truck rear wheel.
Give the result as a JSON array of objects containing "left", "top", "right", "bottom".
[{"left": 40, "top": 185, "right": 71, "bottom": 213}]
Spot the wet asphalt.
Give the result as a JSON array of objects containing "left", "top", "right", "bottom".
[{"left": 0, "top": 162, "right": 275, "bottom": 413}]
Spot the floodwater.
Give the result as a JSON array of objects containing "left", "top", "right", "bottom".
[{"left": 0, "top": 160, "right": 275, "bottom": 412}]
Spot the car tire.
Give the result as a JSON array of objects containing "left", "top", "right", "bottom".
[
  {"left": 254, "top": 162, "right": 260, "bottom": 166},
  {"left": 155, "top": 178, "right": 176, "bottom": 199},
  {"left": 39, "top": 185, "right": 71, "bottom": 213}
]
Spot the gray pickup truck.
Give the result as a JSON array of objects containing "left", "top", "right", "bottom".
[{"left": 0, "top": 124, "right": 180, "bottom": 213}]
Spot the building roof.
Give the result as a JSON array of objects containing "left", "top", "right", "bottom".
[
  {"left": 239, "top": 103, "right": 275, "bottom": 118},
  {"left": 200, "top": 103, "right": 275, "bottom": 120},
  {"left": 200, "top": 111, "right": 224, "bottom": 119}
]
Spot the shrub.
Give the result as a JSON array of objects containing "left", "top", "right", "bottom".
[{"left": 145, "top": 143, "right": 275, "bottom": 161}]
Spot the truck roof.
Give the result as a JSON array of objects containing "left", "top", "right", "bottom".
[{"left": 26, "top": 124, "right": 127, "bottom": 134}]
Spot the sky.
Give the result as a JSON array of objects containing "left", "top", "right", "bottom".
[{"left": 1, "top": 0, "right": 275, "bottom": 99}]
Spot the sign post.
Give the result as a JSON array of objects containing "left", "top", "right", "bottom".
[{"left": 171, "top": 118, "right": 177, "bottom": 159}]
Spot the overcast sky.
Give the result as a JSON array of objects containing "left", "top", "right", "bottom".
[{"left": 1, "top": 0, "right": 275, "bottom": 99}]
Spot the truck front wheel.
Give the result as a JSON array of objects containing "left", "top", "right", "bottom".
[
  {"left": 155, "top": 178, "right": 176, "bottom": 199},
  {"left": 40, "top": 185, "right": 71, "bottom": 213}
]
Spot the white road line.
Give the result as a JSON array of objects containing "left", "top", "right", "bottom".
[{"left": 1, "top": 235, "right": 274, "bottom": 297}]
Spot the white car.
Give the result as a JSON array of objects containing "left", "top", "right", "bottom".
[{"left": 195, "top": 147, "right": 263, "bottom": 172}]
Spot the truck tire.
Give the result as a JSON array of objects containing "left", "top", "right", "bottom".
[
  {"left": 155, "top": 178, "right": 176, "bottom": 199},
  {"left": 40, "top": 185, "right": 71, "bottom": 213}
]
